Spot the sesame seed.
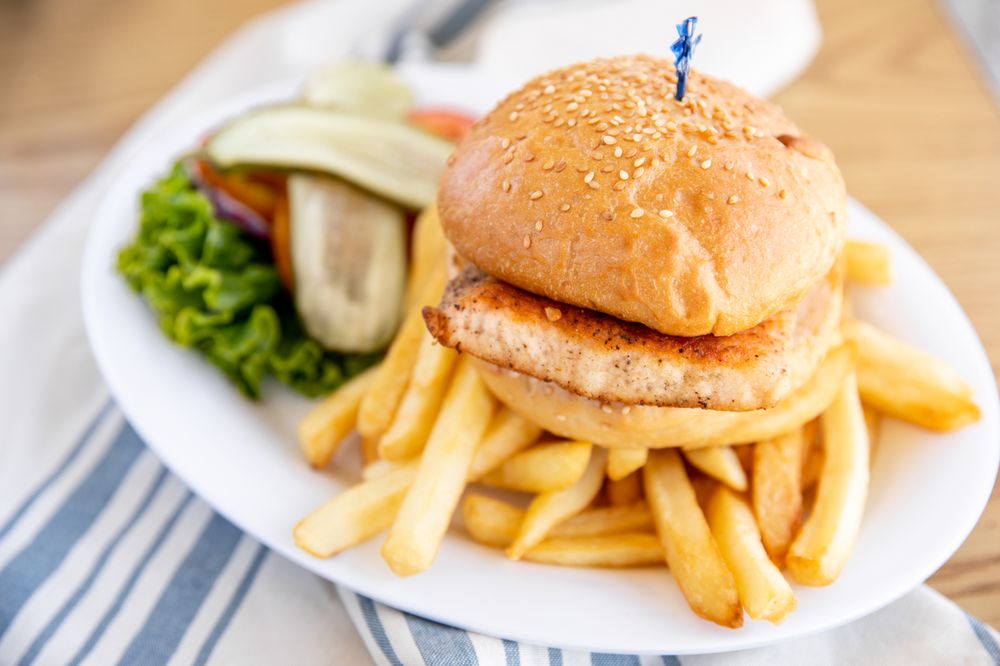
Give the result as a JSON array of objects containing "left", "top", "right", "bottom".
[
  {"left": 567, "top": 118, "right": 577, "bottom": 127},
  {"left": 501, "top": 137, "right": 511, "bottom": 149},
  {"left": 634, "top": 157, "right": 646, "bottom": 167},
  {"left": 542, "top": 159, "right": 555, "bottom": 170},
  {"left": 530, "top": 190, "right": 543, "bottom": 200},
  {"left": 658, "top": 209, "right": 674, "bottom": 218},
  {"left": 584, "top": 171, "right": 595, "bottom": 183},
  {"left": 543, "top": 84, "right": 555, "bottom": 94},
  {"left": 724, "top": 162, "right": 734, "bottom": 171},
  {"left": 601, "top": 405, "right": 613, "bottom": 414},
  {"left": 523, "top": 152, "right": 535, "bottom": 162},
  {"left": 544, "top": 307, "right": 562, "bottom": 322},
  {"left": 630, "top": 208, "right": 644, "bottom": 218},
  {"left": 612, "top": 181, "right": 627, "bottom": 191},
  {"left": 523, "top": 235, "right": 531, "bottom": 248},
  {"left": 555, "top": 160, "right": 567, "bottom": 172},
  {"left": 634, "top": 167, "right": 645, "bottom": 177},
  {"left": 509, "top": 111, "right": 519, "bottom": 121},
  {"left": 567, "top": 102, "right": 579, "bottom": 111},
  {"left": 588, "top": 181, "right": 600, "bottom": 189},
  {"left": 503, "top": 152, "right": 514, "bottom": 164},
  {"left": 619, "top": 170, "right": 629, "bottom": 180},
  {"left": 759, "top": 177, "right": 770, "bottom": 187},
  {"left": 614, "top": 146, "right": 623, "bottom": 158},
  {"left": 632, "top": 133, "right": 643, "bottom": 142},
  {"left": 779, "top": 189, "right": 788, "bottom": 199},
  {"left": 728, "top": 194, "right": 740, "bottom": 204},
  {"left": 621, "top": 406, "right": 632, "bottom": 415},
  {"left": 687, "top": 145, "right": 698, "bottom": 157},
  {"left": 501, "top": 180, "right": 511, "bottom": 192},
  {"left": 559, "top": 203, "right": 570, "bottom": 212},
  {"left": 700, "top": 159, "right": 712, "bottom": 169},
  {"left": 602, "top": 135, "right": 617, "bottom": 145},
  {"left": 591, "top": 151, "right": 603, "bottom": 160},
  {"left": 745, "top": 171, "right": 755, "bottom": 180}
]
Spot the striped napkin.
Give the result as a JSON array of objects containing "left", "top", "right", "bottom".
[{"left": 2, "top": 1, "right": 998, "bottom": 663}]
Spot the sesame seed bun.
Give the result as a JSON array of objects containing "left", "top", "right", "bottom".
[{"left": 438, "top": 55, "right": 847, "bottom": 337}]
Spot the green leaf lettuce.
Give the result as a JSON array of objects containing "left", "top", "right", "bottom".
[{"left": 117, "top": 164, "right": 379, "bottom": 399}]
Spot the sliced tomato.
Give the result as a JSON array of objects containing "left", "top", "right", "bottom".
[
  {"left": 271, "top": 193, "right": 294, "bottom": 291},
  {"left": 408, "top": 108, "right": 477, "bottom": 143},
  {"left": 193, "top": 159, "right": 283, "bottom": 220}
]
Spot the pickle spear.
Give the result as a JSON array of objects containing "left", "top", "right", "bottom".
[
  {"left": 206, "top": 106, "right": 452, "bottom": 210},
  {"left": 288, "top": 174, "right": 406, "bottom": 353}
]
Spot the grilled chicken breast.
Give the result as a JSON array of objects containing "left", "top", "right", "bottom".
[{"left": 424, "top": 265, "right": 842, "bottom": 411}]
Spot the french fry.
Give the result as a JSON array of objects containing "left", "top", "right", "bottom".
[
  {"left": 356, "top": 309, "right": 424, "bottom": 440},
  {"left": 643, "top": 449, "right": 743, "bottom": 628},
  {"left": 357, "top": 270, "right": 446, "bottom": 440},
  {"left": 845, "top": 240, "right": 892, "bottom": 286},
  {"left": 298, "top": 366, "right": 378, "bottom": 468},
  {"left": 607, "top": 447, "right": 648, "bottom": 482},
  {"left": 553, "top": 502, "right": 653, "bottom": 537},
  {"left": 378, "top": 329, "right": 459, "bottom": 461},
  {"left": 463, "top": 494, "right": 522, "bottom": 547},
  {"left": 787, "top": 371, "right": 869, "bottom": 586},
  {"left": 752, "top": 428, "right": 805, "bottom": 564},
  {"left": 362, "top": 459, "right": 402, "bottom": 481},
  {"left": 845, "top": 320, "right": 980, "bottom": 431},
  {"left": 382, "top": 358, "right": 494, "bottom": 575},
  {"left": 462, "top": 494, "right": 653, "bottom": 546},
  {"left": 467, "top": 408, "right": 544, "bottom": 481},
  {"left": 507, "top": 448, "right": 608, "bottom": 559},
  {"left": 523, "top": 534, "right": 664, "bottom": 568},
  {"left": 707, "top": 487, "right": 797, "bottom": 623},
  {"left": 405, "top": 205, "right": 448, "bottom": 312},
  {"left": 683, "top": 446, "right": 748, "bottom": 492},
  {"left": 606, "top": 471, "right": 642, "bottom": 506},
  {"left": 863, "top": 403, "right": 881, "bottom": 467},
  {"left": 480, "top": 440, "right": 592, "bottom": 493},
  {"left": 462, "top": 497, "right": 662, "bottom": 566},
  {"left": 294, "top": 462, "right": 418, "bottom": 557}
]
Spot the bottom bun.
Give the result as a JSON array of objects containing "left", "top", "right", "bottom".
[{"left": 474, "top": 345, "right": 853, "bottom": 449}]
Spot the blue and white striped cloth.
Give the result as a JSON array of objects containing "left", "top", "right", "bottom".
[{"left": 2, "top": 1, "right": 999, "bottom": 663}]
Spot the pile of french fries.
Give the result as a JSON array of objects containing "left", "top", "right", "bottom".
[{"left": 293, "top": 213, "right": 981, "bottom": 628}]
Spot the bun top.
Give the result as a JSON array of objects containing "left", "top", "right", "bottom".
[{"left": 438, "top": 55, "right": 847, "bottom": 337}]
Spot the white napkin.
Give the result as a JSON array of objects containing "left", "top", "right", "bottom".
[{"left": 1, "top": 1, "right": 997, "bottom": 664}]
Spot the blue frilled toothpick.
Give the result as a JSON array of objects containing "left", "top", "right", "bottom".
[{"left": 671, "top": 17, "right": 702, "bottom": 101}]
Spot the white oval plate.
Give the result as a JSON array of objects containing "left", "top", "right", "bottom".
[{"left": 82, "top": 64, "right": 999, "bottom": 655}]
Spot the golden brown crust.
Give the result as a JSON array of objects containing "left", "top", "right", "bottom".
[
  {"left": 438, "top": 55, "right": 847, "bottom": 336},
  {"left": 424, "top": 266, "right": 842, "bottom": 410}
]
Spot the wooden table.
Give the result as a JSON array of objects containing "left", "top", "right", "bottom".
[{"left": 2, "top": 0, "right": 997, "bottom": 627}]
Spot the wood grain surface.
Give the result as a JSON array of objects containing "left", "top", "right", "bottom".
[{"left": 1, "top": 0, "right": 997, "bottom": 627}]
